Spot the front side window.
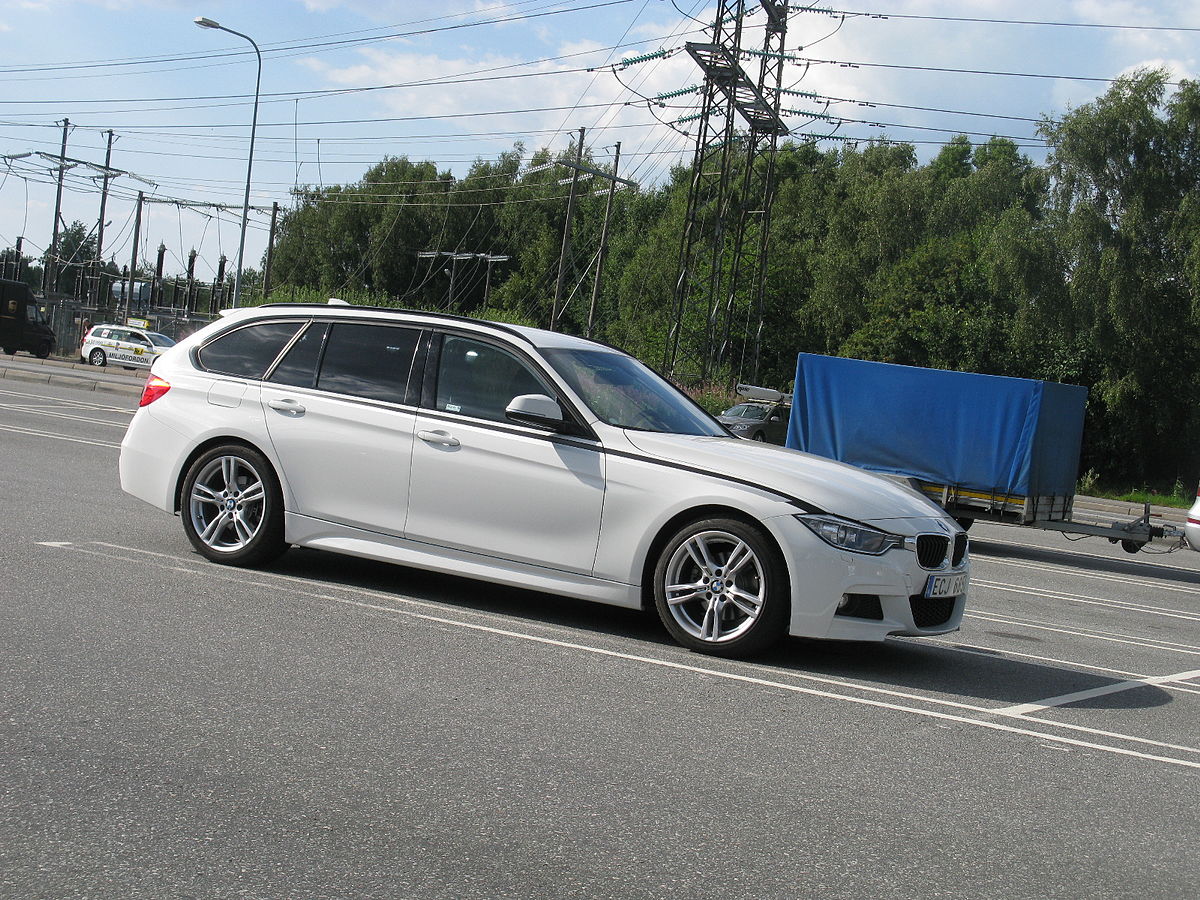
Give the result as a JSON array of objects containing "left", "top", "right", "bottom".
[
  {"left": 435, "top": 335, "right": 552, "bottom": 423},
  {"left": 197, "top": 321, "right": 303, "bottom": 379},
  {"left": 147, "top": 332, "right": 176, "bottom": 348},
  {"left": 542, "top": 348, "right": 724, "bottom": 436},
  {"left": 316, "top": 322, "right": 419, "bottom": 403}
]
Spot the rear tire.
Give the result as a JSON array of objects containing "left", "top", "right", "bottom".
[
  {"left": 181, "top": 444, "right": 287, "bottom": 567},
  {"left": 653, "top": 517, "right": 789, "bottom": 657},
  {"left": 88, "top": 348, "right": 106, "bottom": 367},
  {"left": 35, "top": 342, "right": 51, "bottom": 359}
]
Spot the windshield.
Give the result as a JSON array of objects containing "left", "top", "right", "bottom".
[
  {"left": 147, "top": 332, "right": 176, "bottom": 348},
  {"left": 541, "top": 348, "right": 725, "bottom": 436},
  {"left": 723, "top": 403, "right": 769, "bottom": 420}
]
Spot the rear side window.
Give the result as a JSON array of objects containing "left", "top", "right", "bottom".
[
  {"left": 198, "top": 321, "right": 303, "bottom": 379},
  {"left": 315, "top": 323, "right": 419, "bottom": 403},
  {"left": 269, "top": 322, "right": 327, "bottom": 388}
]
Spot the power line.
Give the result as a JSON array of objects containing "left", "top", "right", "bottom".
[
  {"left": 0, "top": 0, "right": 639, "bottom": 76},
  {"left": 793, "top": 7, "right": 1200, "bottom": 33}
]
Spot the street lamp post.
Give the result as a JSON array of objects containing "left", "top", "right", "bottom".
[{"left": 194, "top": 16, "right": 261, "bottom": 308}]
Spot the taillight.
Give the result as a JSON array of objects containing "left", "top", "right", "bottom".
[{"left": 139, "top": 374, "right": 171, "bottom": 407}]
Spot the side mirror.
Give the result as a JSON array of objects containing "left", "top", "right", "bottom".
[{"left": 506, "top": 393, "right": 566, "bottom": 431}]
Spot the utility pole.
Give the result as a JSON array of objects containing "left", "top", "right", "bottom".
[
  {"left": 481, "top": 254, "right": 509, "bottom": 314},
  {"left": 588, "top": 142, "right": 621, "bottom": 338},
  {"left": 11, "top": 236, "right": 23, "bottom": 281},
  {"left": 186, "top": 250, "right": 197, "bottom": 314},
  {"left": 124, "top": 191, "right": 143, "bottom": 323},
  {"left": 93, "top": 130, "right": 115, "bottom": 303},
  {"left": 551, "top": 127, "right": 585, "bottom": 330},
  {"left": 154, "top": 243, "right": 166, "bottom": 307},
  {"left": 44, "top": 118, "right": 70, "bottom": 295},
  {"left": 216, "top": 254, "right": 228, "bottom": 310},
  {"left": 262, "top": 201, "right": 279, "bottom": 300}
]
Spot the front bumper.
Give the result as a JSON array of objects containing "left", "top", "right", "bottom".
[{"left": 766, "top": 514, "right": 968, "bottom": 641}]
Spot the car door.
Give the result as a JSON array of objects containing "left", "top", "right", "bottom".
[
  {"left": 260, "top": 320, "right": 421, "bottom": 537},
  {"left": 125, "top": 329, "right": 154, "bottom": 367},
  {"left": 405, "top": 333, "right": 605, "bottom": 576}
]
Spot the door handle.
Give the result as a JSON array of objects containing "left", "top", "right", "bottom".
[
  {"left": 268, "top": 398, "right": 306, "bottom": 415},
  {"left": 418, "top": 430, "right": 460, "bottom": 448}
]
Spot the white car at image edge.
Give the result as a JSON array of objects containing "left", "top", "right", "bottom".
[{"left": 118, "top": 303, "right": 969, "bottom": 658}]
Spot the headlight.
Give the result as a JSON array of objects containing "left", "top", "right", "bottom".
[{"left": 796, "top": 514, "right": 905, "bottom": 555}]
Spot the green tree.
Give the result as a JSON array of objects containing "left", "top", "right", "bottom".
[{"left": 1039, "top": 68, "right": 1200, "bottom": 483}]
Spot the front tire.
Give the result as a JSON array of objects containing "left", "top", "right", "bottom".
[
  {"left": 88, "top": 348, "right": 106, "bottom": 367},
  {"left": 35, "top": 342, "right": 51, "bottom": 359},
  {"left": 653, "top": 517, "right": 789, "bottom": 657},
  {"left": 181, "top": 444, "right": 286, "bottom": 567}
]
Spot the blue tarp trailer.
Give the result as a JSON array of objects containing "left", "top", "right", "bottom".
[{"left": 786, "top": 353, "right": 1179, "bottom": 551}]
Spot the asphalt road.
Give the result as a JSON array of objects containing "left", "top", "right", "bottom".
[{"left": 2, "top": 373, "right": 1198, "bottom": 900}]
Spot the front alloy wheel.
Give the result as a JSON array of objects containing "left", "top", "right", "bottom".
[
  {"left": 654, "top": 517, "right": 788, "bottom": 657},
  {"left": 181, "top": 445, "right": 286, "bottom": 566}
]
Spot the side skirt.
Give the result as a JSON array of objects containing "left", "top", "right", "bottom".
[{"left": 284, "top": 513, "right": 643, "bottom": 610}]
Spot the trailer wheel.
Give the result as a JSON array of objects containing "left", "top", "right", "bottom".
[{"left": 1120, "top": 539, "right": 1144, "bottom": 554}]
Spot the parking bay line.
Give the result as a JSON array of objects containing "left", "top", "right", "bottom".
[
  {"left": 0, "top": 386, "right": 135, "bottom": 413},
  {"left": 35, "top": 540, "right": 1200, "bottom": 771},
  {"left": 965, "top": 609, "right": 1200, "bottom": 656},
  {"left": 972, "top": 578, "right": 1200, "bottom": 623},
  {"left": 975, "top": 557, "right": 1200, "bottom": 600},
  {"left": 996, "top": 669, "right": 1200, "bottom": 717},
  {"left": 0, "top": 402, "right": 132, "bottom": 428},
  {"left": 0, "top": 422, "right": 121, "bottom": 449}
]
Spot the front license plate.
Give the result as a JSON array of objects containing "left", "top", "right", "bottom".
[{"left": 924, "top": 572, "right": 967, "bottom": 599}]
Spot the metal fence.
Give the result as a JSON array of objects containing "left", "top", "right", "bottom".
[{"left": 41, "top": 296, "right": 215, "bottom": 359}]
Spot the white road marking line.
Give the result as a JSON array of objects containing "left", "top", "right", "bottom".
[
  {"left": 967, "top": 610, "right": 1200, "bottom": 655},
  {"left": 41, "top": 540, "right": 1200, "bottom": 770},
  {"left": 0, "top": 422, "right": 121, "bottom": 448},
  {"left": 926, "top": 639, "right": 1149, "bottom": 679},
  {"left": 974, "top": 578, "right": 1200, "bottom": 622},
  {"left": 976, "top": 557, "right": 1200, "bottom": 598},
  {"left": 997, "top": 669, "right": 1200, "bottom": 716},
  {"left": 0, "top": 386, "right": 135, "bottom": 412},
  {"left": 0, "top": 402, "right": 130, "bottom": 428}
]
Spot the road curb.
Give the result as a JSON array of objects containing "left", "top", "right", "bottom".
[{"left": 0, "top": 363, "right": 143, "bottom": 397}]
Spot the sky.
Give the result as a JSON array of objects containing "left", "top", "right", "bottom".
[{"left": 1, "top": 0, "right": 1197, "bottom": 285}]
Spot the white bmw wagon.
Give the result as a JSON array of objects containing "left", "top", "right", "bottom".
[{"left": 119, "top": 303, "right": 969, "bottom": 657}]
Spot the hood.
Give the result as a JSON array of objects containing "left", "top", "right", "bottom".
[{"left": 622, "top": 431, "right": 951, "bottom": 525}]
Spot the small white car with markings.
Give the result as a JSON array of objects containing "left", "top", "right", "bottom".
[{"left": 81, "top": 324, "right": 176, "bottom": 369}]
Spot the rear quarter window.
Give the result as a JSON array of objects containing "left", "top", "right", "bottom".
[{"left": 197, "top": 321, "right": 303, "bottom": 379}]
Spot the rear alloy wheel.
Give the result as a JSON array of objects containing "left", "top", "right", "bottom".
[
  {"left": 181, "top": 444, "right": 286, "bottom": 567},
  {"left": 88, "top": 348, "right": 106, "bottom": 366},
  {"left": 654, "top": 517, "right": 789, "bottom": 657}
]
